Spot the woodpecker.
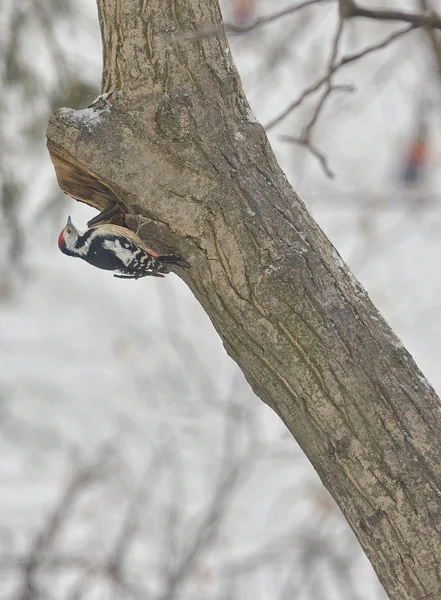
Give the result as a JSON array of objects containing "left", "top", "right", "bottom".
[{"left": 58, "top": 216, "right": 188, "bottom": 279}]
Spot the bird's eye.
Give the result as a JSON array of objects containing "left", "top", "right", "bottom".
[{"left": 66, "top": 228, "right": 72, "bottom": 234}]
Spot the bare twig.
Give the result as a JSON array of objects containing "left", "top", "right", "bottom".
[
  {"left": 13, "top": 459, "right": 98, "bottom": 600},
  {"left": 339, "top": 23, "right": 415, "bottom": 66},
  {"left": 418, "top": 0, "right": 441, "bottom": 77},
  {"left": 172, "top": 0, "right": 333, "bottom": 43},
  {"left": 266, "top": 23, "right": 414, "bottom": 130},
  {"left": 280, "top": 135, "right": 335, "bottom": 177},
  {"left": 226, "top": 0, "right": 333, "bottom": 33},
  {"left": 284, "top": 18, "right": 348, "bottom": 177},
  {"left": 159, "top": 401, "right": 259, "bottom": 600},
  {"left": 106, "top": 454, "right": 164, "bottom": 587},
  {"left": 158, "top": 440, "right": 186, "bottom": 585},
  {"left": 342, "top": 0, "right": 441, "bottom": 31},
  {"left": 285, "top": 84, "right": 354, "bottom": 178},
  {"left": 303, "top": 18, "right": 346, "bottom": 138}
]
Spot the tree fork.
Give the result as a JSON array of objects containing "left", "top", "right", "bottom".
[{"left": 47, "top": 1, "right": 441, "bottom": 598}]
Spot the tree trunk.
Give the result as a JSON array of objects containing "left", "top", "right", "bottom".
[{"left": 46, "top": 1, "right": 441, "bottom": 598}]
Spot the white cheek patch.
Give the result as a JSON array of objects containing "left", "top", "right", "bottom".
[
  {"left": 66, "top": 232, "right": 82, "bottom": 253},
  {"left": 71, "top": 235, "right": 91, "bottom": 256},
  {"left": 102, "top": 239, "right": 133, "bottom": 266}
]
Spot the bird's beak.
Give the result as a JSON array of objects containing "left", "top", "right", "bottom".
[{"left": 67, "top": 215, "right": 73, "bottom": 226}]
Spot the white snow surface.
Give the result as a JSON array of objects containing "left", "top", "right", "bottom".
[{"left": 58, "top": 106, "right": 108, "bottom": 132}]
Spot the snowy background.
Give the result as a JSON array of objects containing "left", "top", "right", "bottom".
[{"left": 1, "top": 0, "right": 440, "bottom": 598}]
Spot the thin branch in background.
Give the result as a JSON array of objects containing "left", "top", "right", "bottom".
[
  {"left": 0, "top": 0, "right": 98, "bottom": 270},
  {"left": 418, "top": 0, "right": 441, "bottom": 78},
  {"left": 280, "top": 18, "right": 349, "bottom": 177},
  {"left": 280, "top": 85, "right": 354, "bottom": 178},
  {"left": 171, "top": 0, "right": 334, "bottom": 43},
  {"left": 2, "top": 445, "right": 119, "bottom": 600},
  {"left": 158, "top": 440, "right": 186, "bottom": 586},
  {"left": 12, "top": 455, "right": 100, "bottom": 600},
  {"left": 67, "top": 576, "right": 89, "bottom": 600},
  {"left": 221, "top": 530, "right": 299, "bottom": 579},
  {"left": 105, "top": 454, "right": 165, "bottom": 591},
  {"left": 280, "top": 135, "right": 335, "bottom": 177},
  {"left": 303, "top": 83, "right": 354, "bottom": 140},
  {"left": 226, "top": 0, "right": 334, "bottom": 33},
  {"left": 266, "top": 23, "right": 415, "bottom": 130},
  {"left": 0, "top": 373, "right": 381, "bottom": 598},
  {"left": 339, "top": 23, "right": 415, "bottom": 66},
  {"left": 303, "top": 17, "right": 346, "bottom": 140},
  {"left": 340, "top": 0, "right": 441, "bottom": 31},
  {"left": 158, "top": 401, "right": 259, "bottom": 600}
]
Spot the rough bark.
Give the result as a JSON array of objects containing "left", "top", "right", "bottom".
[{"left": 46, "top": 1, "right": 441, "bottom": 598}]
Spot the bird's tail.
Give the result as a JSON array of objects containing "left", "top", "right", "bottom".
[{"left": 158, "top": 254, "right": 190, "bottom": 269}]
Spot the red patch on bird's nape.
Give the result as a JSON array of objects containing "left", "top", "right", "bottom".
[{"left": 57, "top": 228, "right": 66, "bottom": 249}]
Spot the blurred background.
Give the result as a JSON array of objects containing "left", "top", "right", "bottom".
[{"left": 0, "top": 0, "right": 440, "bottom": 598}]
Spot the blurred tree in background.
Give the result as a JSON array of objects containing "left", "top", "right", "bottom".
[
  {"left": 0, "top": 0, "right": 100, "bottom": 279},
  {"left": 2, "top": 1, "right": 441, "bottom": 599}
]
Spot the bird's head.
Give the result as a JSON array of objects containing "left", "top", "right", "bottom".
[{"left": 58, "top": 216, "right": 81, "bottom": 256}]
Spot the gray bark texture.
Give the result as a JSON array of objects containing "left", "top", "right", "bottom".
[{"left": 46, "top": 1, "right": 441, "bottom": 598}]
